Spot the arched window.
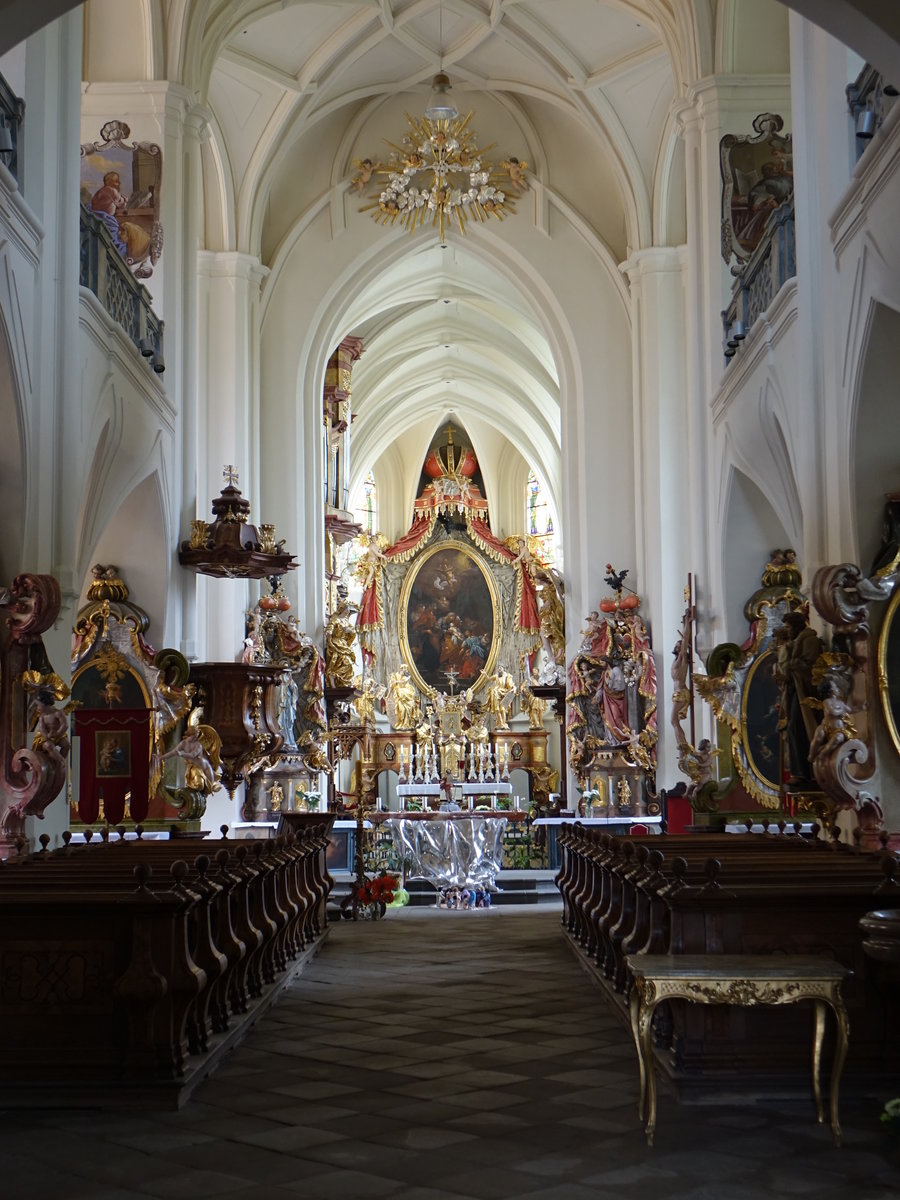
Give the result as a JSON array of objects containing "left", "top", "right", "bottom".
[
  {"left": 526, "top": 470, "right": 556, "bottom": 565},
  {"left": 354, "top": 471, "right": 377, "bottom": 536}
]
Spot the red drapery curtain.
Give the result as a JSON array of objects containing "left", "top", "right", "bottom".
[{"left": 73, "top": 708, "right": 152, "bottom": 825}]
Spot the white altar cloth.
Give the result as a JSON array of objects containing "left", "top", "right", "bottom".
[{"left": 384, "top": 814, "right": 508, "bottom": 889}]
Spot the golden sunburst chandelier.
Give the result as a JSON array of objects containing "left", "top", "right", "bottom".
[{"left": 352, "top": 76, "right": 528, "bottom": 239}]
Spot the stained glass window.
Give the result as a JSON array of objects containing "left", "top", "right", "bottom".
[{"left": 526, "top": 470, "right": 556, "bottom": 565}]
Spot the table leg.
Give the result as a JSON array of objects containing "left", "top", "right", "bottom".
[
  {"left": 638, "top": 999, "right": 658, "bottom": 1146},
  {"left": 828, "top": 992, "right": 850, "bottom": 1148},
  {"left": 811, "top": 998, "right": 826, "bottom": 1124},
  {"left": 629, "top": 985, "right": 645, "bottom": 1120}
]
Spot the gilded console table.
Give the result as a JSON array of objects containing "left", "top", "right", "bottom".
[{"left": 626, "top": 954, "right": 850, "bottom": 1147}]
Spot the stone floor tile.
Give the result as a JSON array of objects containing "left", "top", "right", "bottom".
[
  {"left": 0, "top": 907, "right": 895, "bottom": 1200},
  {"left": 135, "top": 1169, "right": 256, "bottom": 1198},
  {"left": 279, "top": 1168, "right": 405, "bottom": 1197},
  {"left": 235, "top": 1124, "right": 349, "bottom": 1153}
]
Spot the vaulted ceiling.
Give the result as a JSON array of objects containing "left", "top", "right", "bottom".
[
  {"left": 75, "top": 2, "right": 791, "bottom": 544},
  {"left": 186, "top": 1, "right": 694, "bottom": 536}
]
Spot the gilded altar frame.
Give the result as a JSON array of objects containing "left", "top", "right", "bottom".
[
  {"left": 398, "top": 540, "right": 501, "bottom": 696},
  {"left": 877, "top": 584, "right": 900, "bottom": 758}
]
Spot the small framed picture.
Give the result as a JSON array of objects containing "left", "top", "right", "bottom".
[{"left": 96, "top": 730, "right": 131, "bottom": 777}]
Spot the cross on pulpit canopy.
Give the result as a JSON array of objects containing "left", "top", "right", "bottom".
[
  {"left": 223, "top": 464, "right": 239, "bottom": 487},
  {"left": 444, "top": 422, "right": 455, "bottom": 444}
]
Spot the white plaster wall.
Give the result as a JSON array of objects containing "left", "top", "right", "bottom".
[{"left": 75, "top": 293, "right": 175, "bottom": 617}]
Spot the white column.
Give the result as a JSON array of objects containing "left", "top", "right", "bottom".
[
  {"left": 788, "top": 14, "right": 862, "bottom": 568},
  {"left": 26, "top": 11, "right": 82, "bottom": 601},
  {"left": 620, "top": 247, "right": 690, "bottom": 782},
  {"left": 20, "top": 10, "right": 82, "bottom": 849},
  {"left": 196, "top": 251, "right": 268, "bottom": 661},
  {"left": 674, "top": 75, "right": 792, "bottom": 653}
]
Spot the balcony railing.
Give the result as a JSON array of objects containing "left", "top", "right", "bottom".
[
  {"left": 847, "top": 63, "right": 897, "bottom": 156},
  {"left": 722, "top": 200, "right": 795, "bottom": 363},
  {"left": 79, "top": 205, "right": 165, "bottom": 373},
  {"left": 0, "top": 72, "right": 25, "bottom": 184}
]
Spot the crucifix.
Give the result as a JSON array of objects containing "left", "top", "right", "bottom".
[
  {"left": 223, "top": 464, "right": 239, "bottom": 487},
  {"left": 444, "top": 666, "right": 459, "bottom": 696}
]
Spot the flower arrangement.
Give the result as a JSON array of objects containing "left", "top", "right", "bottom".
[{"left": 357, "top": 871, "right": 399, "bottom": 908}]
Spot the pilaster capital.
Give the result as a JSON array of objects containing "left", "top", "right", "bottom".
[
  {"left": 674, "top": 74, "right": 792, "bottom": 137},
  {"left": 619, "top": 245, "right": 687, "bottom": 286},
  {"left": 184, "top": 104, "right": 213, "bottom": 146},
  {"left": 81, "top": 81, "right": 200, "bottom": 134},
  {"left": 197, "top": 250, "right": 269, "bottom": 289}
]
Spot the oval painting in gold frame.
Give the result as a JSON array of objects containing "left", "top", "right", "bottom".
[
  {"left": 878, "top": 585, "right": 900, "bottom": 758},
  {"left": 399, "top": 541, "right": 501, "bottom": 696}
]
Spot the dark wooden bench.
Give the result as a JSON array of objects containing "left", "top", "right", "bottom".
[{"left": 0, "top": 823, "right": 333, "bottom": 1108}]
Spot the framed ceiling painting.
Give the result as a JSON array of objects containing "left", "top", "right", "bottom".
[{"left": 399, "top": 541, "right": 501, "bottom": 695}]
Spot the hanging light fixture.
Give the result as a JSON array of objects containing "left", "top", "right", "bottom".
[
  {"left": 352, "top": 1, "right": 529, "bottom": 238},
  {"left": 424, "top": 72, "right": 459, "bottom": 122},
  {"left": 424, "top": 6, "right": 458, "bottom": 122}
]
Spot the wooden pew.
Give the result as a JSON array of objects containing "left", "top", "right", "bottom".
[
  {"left": 557, "top": 823, "right": 900, "bottom": 1098},
  {"left": 0, "top": 826, "right": 332, "bottom": 1108}
]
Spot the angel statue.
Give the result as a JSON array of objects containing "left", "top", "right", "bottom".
[
  {"left": 23, "top": 676, "right": 72, "bottom": 765},
  {"left": 808, "top": 680, "right": 858, "bottom": 765},
  {"left": 678, "top": 738, "right": 721, "bottom": 795},
  {"left": 485, "top": 667, "right": 517, "bottom": 730},
  {"left": 158, "top": 724, "right": 222, "bottom": 794},
  {"left": 385, "top": 667, "right": 420, "bottom": 730}
]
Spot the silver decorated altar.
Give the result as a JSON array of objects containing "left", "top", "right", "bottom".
[{"left": 384, "top": 814, "right": 508, "bottom": 889}]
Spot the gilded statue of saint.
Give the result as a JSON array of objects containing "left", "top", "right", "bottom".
[
  {"left": 267, "top": 780, "right": 284, "bottom": 812},
  {"left": 385, "top": 667, "right": 420, "bottom": 730},
  {"left": 324, "top": 589, "right": 358, "bottom": 688},
  {"left": 519, "top": 683, "right": 548, "bottom": 730},
  {"left": 484, "top": 667, "right": 516, "bottom": 729}
]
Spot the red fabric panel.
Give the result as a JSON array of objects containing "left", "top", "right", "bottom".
[
  {"left": 386, "top": 515, "right": 433, "bottom": 559},
  {"left": 73, "top": 709, "right": 152, "bottom": 825},
  {"left": 665, "top": 792, "right": 693, "bottom": 835}
]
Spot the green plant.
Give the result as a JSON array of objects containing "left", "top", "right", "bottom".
[{"left": 881, "top": 1097, "right": 900, "bottom": 1131}]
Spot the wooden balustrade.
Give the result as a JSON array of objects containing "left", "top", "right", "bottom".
[
  {"left": 557, "top": 822, "right": 900, "bottom": 1098},
  {"left": 0, "top": 822, "right": 333, "bottom": 1108}
]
